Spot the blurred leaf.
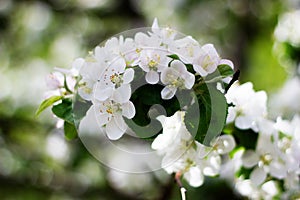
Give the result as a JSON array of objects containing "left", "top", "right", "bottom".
[{"left": 35, "top": 96, "right": 62, "bottom": 117}]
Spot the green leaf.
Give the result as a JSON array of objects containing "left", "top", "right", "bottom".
[
  {"left": 35, "top": 96, "right": 62, "bottom": 117},
  {"left": 204, "top": 64, "right": 234, "bottom": 83},
  {"left": 52, "top": 99, "right": 74, "bottom": 124},
  {"left": 167, "top": 54, "right": 180, "bottom": 60},
  {"left": 64, "top": 121, "right": 78, "bottom": 140},
  {"left": 186, "top": 83, "right": 228, "bottom": 145}
]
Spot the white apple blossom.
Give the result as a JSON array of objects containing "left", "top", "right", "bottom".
[
  {"left": 95, "top": 36, "right": 136, "bottom": 65},
  {"left": 45, "top": 58, "right": 84, "bottom": 98},
  {"left": 160, "top": 60, "right": 195, "bottom": 99},
  {"left": 92, "top": 57, "right": 134, "bottom": 104},
  {"left": 150, "top": 18, "right": 176, "bottom": 47},
  {"left": 139, "top": 49, "right": 170, "bottom": 84},
  {"left": 168, "top": 36, "right": 201, "bottom": 64},
  {"left": 225, "top": 82, "right": 267, "bottom": 131},
  {"left": 86, "top": 99, "right": 135, "bottom": 140},
  {"left": 78, "top": 59, "right": 106, "bottom": 101},
  {"left": 152, "top": 111, "right": 236, "bottom": 188},
  {"left": 193, "top": 44, "right": 234, "bottom": 77}
]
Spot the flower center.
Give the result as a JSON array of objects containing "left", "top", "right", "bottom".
[
  {"left": 148, "top": 54, "right": 160, "bottom": 70},
  {"left": 259, "top": 153, "right": 273, "bottom": 167},
  {"left": 102, "top": 101, "right": 121, "bottom": 116},
  {"left": 167, "top": 74, "right": 185, "bottom": 88},
  {"left": 110, "top": 73, "right": 123, "bottom": 88},
  {"left": 202, "top": 55, "right": 214, "bottom": 70}
]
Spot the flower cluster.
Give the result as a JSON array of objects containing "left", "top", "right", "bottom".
[
  {"left": 225, "top": 81, "right": 300, "bottom": 199},
  {"left": 71, "top": 18, "right": 233, "bottom": 140},
  {"left": 152, "top": 111, "right": 235, "bottom": 187},
  {"left": 38, "top": 18, "right": 300, "bottom": 200}
]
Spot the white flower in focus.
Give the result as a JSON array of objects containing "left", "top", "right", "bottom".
[
  {"left": 139, "top": 50, "right": 169, "bottom": 84},
  {"left": 160, "top": 60, "right": 195, "bottom": 99},
  {"left": 225, "top": 82, "right": 267, "bottom": 131},
  {"left": 151, "top": 111, "right": 205, "bottom": 186},
  {"left": 193, "top": 44, "right": 233, "bottom": 77},
  {"left": 94, "top": 58, "right": 134, "bottom": 103},
  {"left": 151, "top": 18, "right": 176, "bottom": 47},
  {"left": 95, "top": 36, "right": 137, "bottom": 66},
  {"left": 168, "top": 36, "right": 201, "bottom": 64},
  {"left": 151, "top": 111, "right": 192, "bottom": 152},
  {"left": 89, "top": 99, "right": 135, "bottom": 140},
  {"left": 78, "top": 59, "right": 106, "bottom": 101}
]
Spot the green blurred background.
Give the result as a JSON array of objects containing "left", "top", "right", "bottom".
[{"left": 0, "top": 0, "right": 296, "bottom": 199}]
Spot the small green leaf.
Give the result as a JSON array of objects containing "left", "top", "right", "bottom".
[
  {"left": 217, "top": 64, "right": 234, "bottom": 77},
  {"left": 64, "top": 121, "right": 78, "bottom": 140},
  {"left": 35, "top": 96, "right": 62, "bottom": 117},
  {"left": 52, "top": 99, "right": 74, "bottom": 124},
  {"left": 167, "top": 54, "right": 180, "bottom": 60}
]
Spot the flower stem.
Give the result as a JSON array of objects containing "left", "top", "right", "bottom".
[{"left": 175, "top": 172, "right": 187, "bottom": 200}]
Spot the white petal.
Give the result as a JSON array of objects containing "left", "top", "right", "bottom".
[
  {"left": 105, "top": 117, "right": 126, "bottom": 140},
  {"left": 269, "top": 162, "right": 287, "bottom": 179},
  {"left": 183, "top": 167, "right": 204, "bottom": 187},
  {"left": 193, "top": 65, "right": 208, "bottom": 77},
  {"left": 72, "top": 58, "right": 85, "bottom": 76},
  {"left": 110, "top": 58, "right": 126, "bottom": 73},
  {"left": 242, "top": 150, "right": 259, "bottom": 168},
  {"left": 146, "top": 70, "right": 159, "bottom": 84},
  {"left": 183, "top": 73, "right": 195, "bottom": 89},
  {"left": 261, "top": 181, "right": 278, "bottom": 197},
  {"left": 226, "top": 107, "right": 236, "bottom": 123},
  {"left": 151, "top": 18, "right": 160, "bottom": 36},
  {"left": 151, "top": 134, "right": 169, "bottom": 150},
  {"left": 79, "top": 105, "right": 104, "bottom": 135},
  {"left": 161, "top": 86, "right": 177, "bottom": 100},
  {"left": 114, "top": 114, "right": 127, "bottom": 131},
  {"left": 94, "top": 84, "right": 113, "bottom": 101},
  {"left": 235, "top": 116, "right": 253, "bottom": 130},
  {"left": 214, "top": 135, "right": 236, "bottom": 154},
  {"left": 171, "top": 60, "right": 186, "bottom": 73},
  {"left": 122, "top": 101, "right": 135, "bottom": 119},
  {"left": 113, "top": 84, "right": 131, "bottom": 103},
  {"left": 250, "top": 167, "right": 267, "bottom": 186},
  {"left": 156, "top": 115, "right": 167, "bottom": 126},
  {"left": 123, "top": 68, "right": 134, "bottom": 84},
  {"left": 160, "top": 68, "right": 172, "bottom": 85}
]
